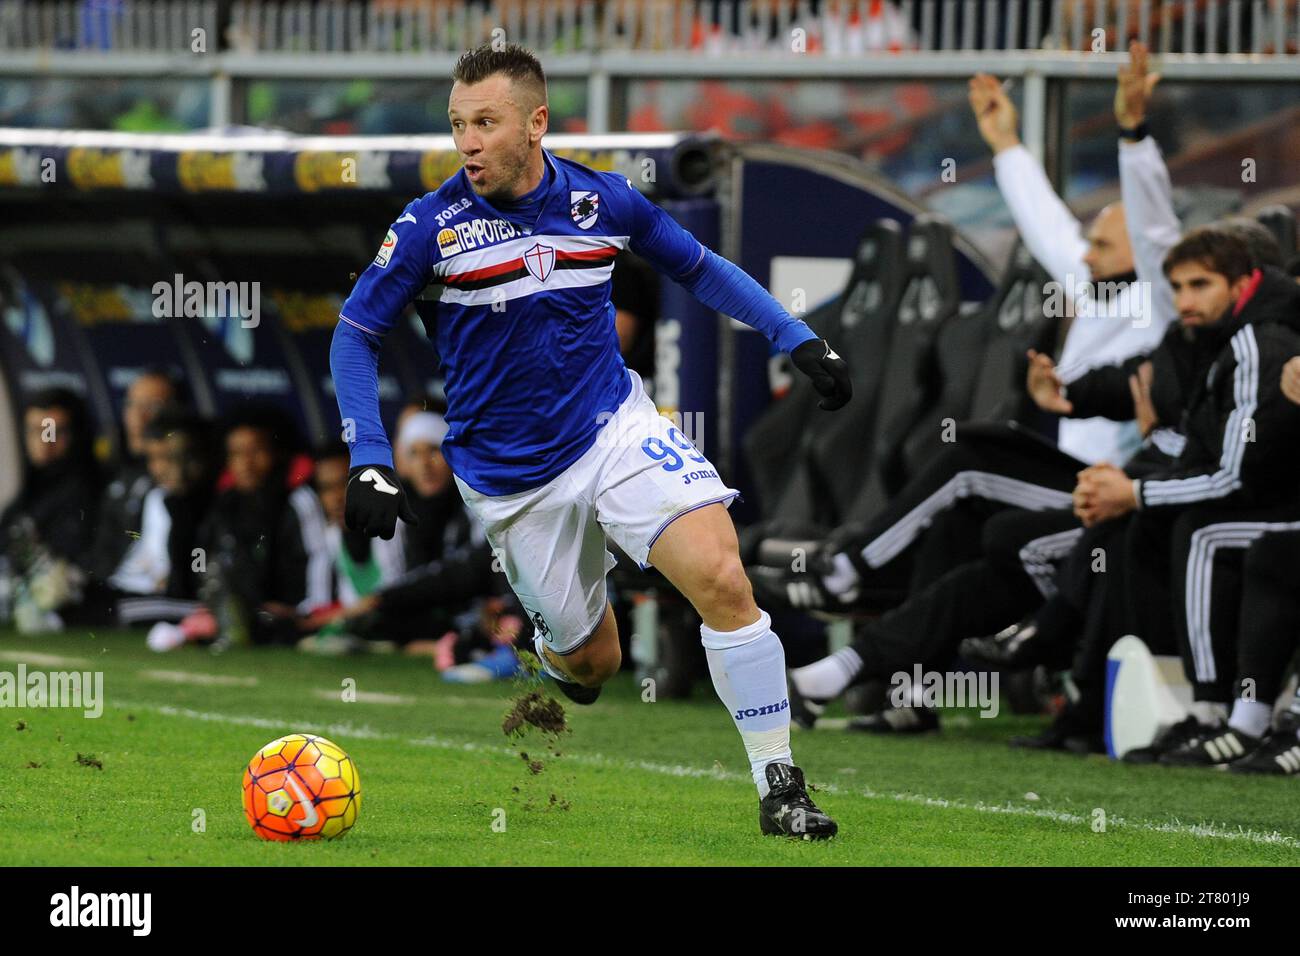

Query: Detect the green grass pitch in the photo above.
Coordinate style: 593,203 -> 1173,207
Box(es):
1,628 -> 1297,866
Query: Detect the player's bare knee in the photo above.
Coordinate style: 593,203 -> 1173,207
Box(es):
697,552 -> 755,618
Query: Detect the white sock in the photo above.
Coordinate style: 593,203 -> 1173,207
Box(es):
701,609 -> 793,799
790,646 -> 863,701
822,552 -> 860,599
1228,699 -> 1272,738
1189,700 -> 1229,727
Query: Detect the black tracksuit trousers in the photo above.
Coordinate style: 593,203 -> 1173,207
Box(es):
847,506 -> 1084,680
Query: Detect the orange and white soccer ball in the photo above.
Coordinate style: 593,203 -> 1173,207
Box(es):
242,734 -> 361,841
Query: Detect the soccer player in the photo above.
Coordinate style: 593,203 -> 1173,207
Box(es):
329,44 -> 851,839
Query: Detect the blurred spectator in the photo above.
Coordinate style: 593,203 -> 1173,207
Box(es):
311,411 -> 522,679
0,388 -> 101,630
1055,1 -> 1268,55
73,408 -> 219,626
84,368 -> 185,587
683,0 -> 914,54
140,410 -> 219,602
148,404 -> 329,649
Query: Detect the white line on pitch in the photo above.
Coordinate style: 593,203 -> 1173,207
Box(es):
0,650 -> 90,667
116,699 -> 1300,852
140,669 -> 258,687
311,688 -> 418,706
308,688 -> 512,708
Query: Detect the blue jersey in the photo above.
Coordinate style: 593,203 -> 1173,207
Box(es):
332,149 -> 815,496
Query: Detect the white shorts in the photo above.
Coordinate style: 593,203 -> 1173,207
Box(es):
454,370 -> 738,656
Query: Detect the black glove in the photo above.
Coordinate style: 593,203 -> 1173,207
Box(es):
791,338 -> 852,411
344,464 -> 419,540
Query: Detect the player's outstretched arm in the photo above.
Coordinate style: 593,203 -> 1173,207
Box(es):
329,322 -> 419,540
331,203 -> 429,539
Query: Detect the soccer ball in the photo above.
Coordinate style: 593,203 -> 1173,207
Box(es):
242,733 -> 361,841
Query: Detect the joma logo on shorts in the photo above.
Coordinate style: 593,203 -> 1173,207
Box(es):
681,469 -> 718,485
734,699 -> 789,721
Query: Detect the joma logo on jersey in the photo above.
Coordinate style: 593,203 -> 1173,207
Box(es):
734,699 -> 789,721
436,197 -> 471,226
442,217 -> 519,257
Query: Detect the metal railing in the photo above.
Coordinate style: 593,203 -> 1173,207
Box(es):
2,0 -> 1298,56
2,1 -> 1298,165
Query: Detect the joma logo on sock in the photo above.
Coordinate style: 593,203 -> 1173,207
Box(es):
49,886 -> 151,936
734,699 -> 789,721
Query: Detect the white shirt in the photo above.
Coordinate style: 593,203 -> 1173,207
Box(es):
993,144 -> 1172,465
109,486 -> 170,595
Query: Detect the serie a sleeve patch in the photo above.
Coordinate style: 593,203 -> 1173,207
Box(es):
373,229 -> 398,268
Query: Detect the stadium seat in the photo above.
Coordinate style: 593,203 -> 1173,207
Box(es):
869,238 -> 1053,506
964,241 -> 1053,422
740,294 -> 839,521
839,214 -> 962,525
744,218 -> 906,528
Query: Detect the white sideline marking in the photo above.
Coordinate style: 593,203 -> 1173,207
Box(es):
0,650 -> 90,667
309,688 -> 507,708
118,699 -> 1300,851
815,716 -> 974,731
140,669 -> 258,687
311,688 -> 418,706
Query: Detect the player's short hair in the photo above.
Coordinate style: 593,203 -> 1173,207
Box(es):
452,43 -> 547,112
1162,226 -> 1254,283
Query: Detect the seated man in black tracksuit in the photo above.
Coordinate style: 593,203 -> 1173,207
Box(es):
1218,354 -> 1300,775
1203,528 -> 1300,774
784,229 -> 1300,750
964,220 -> 1293,750
779,313 -> 1186,735
1142,351 -> 1300,771
1044,230 -> 1300,762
